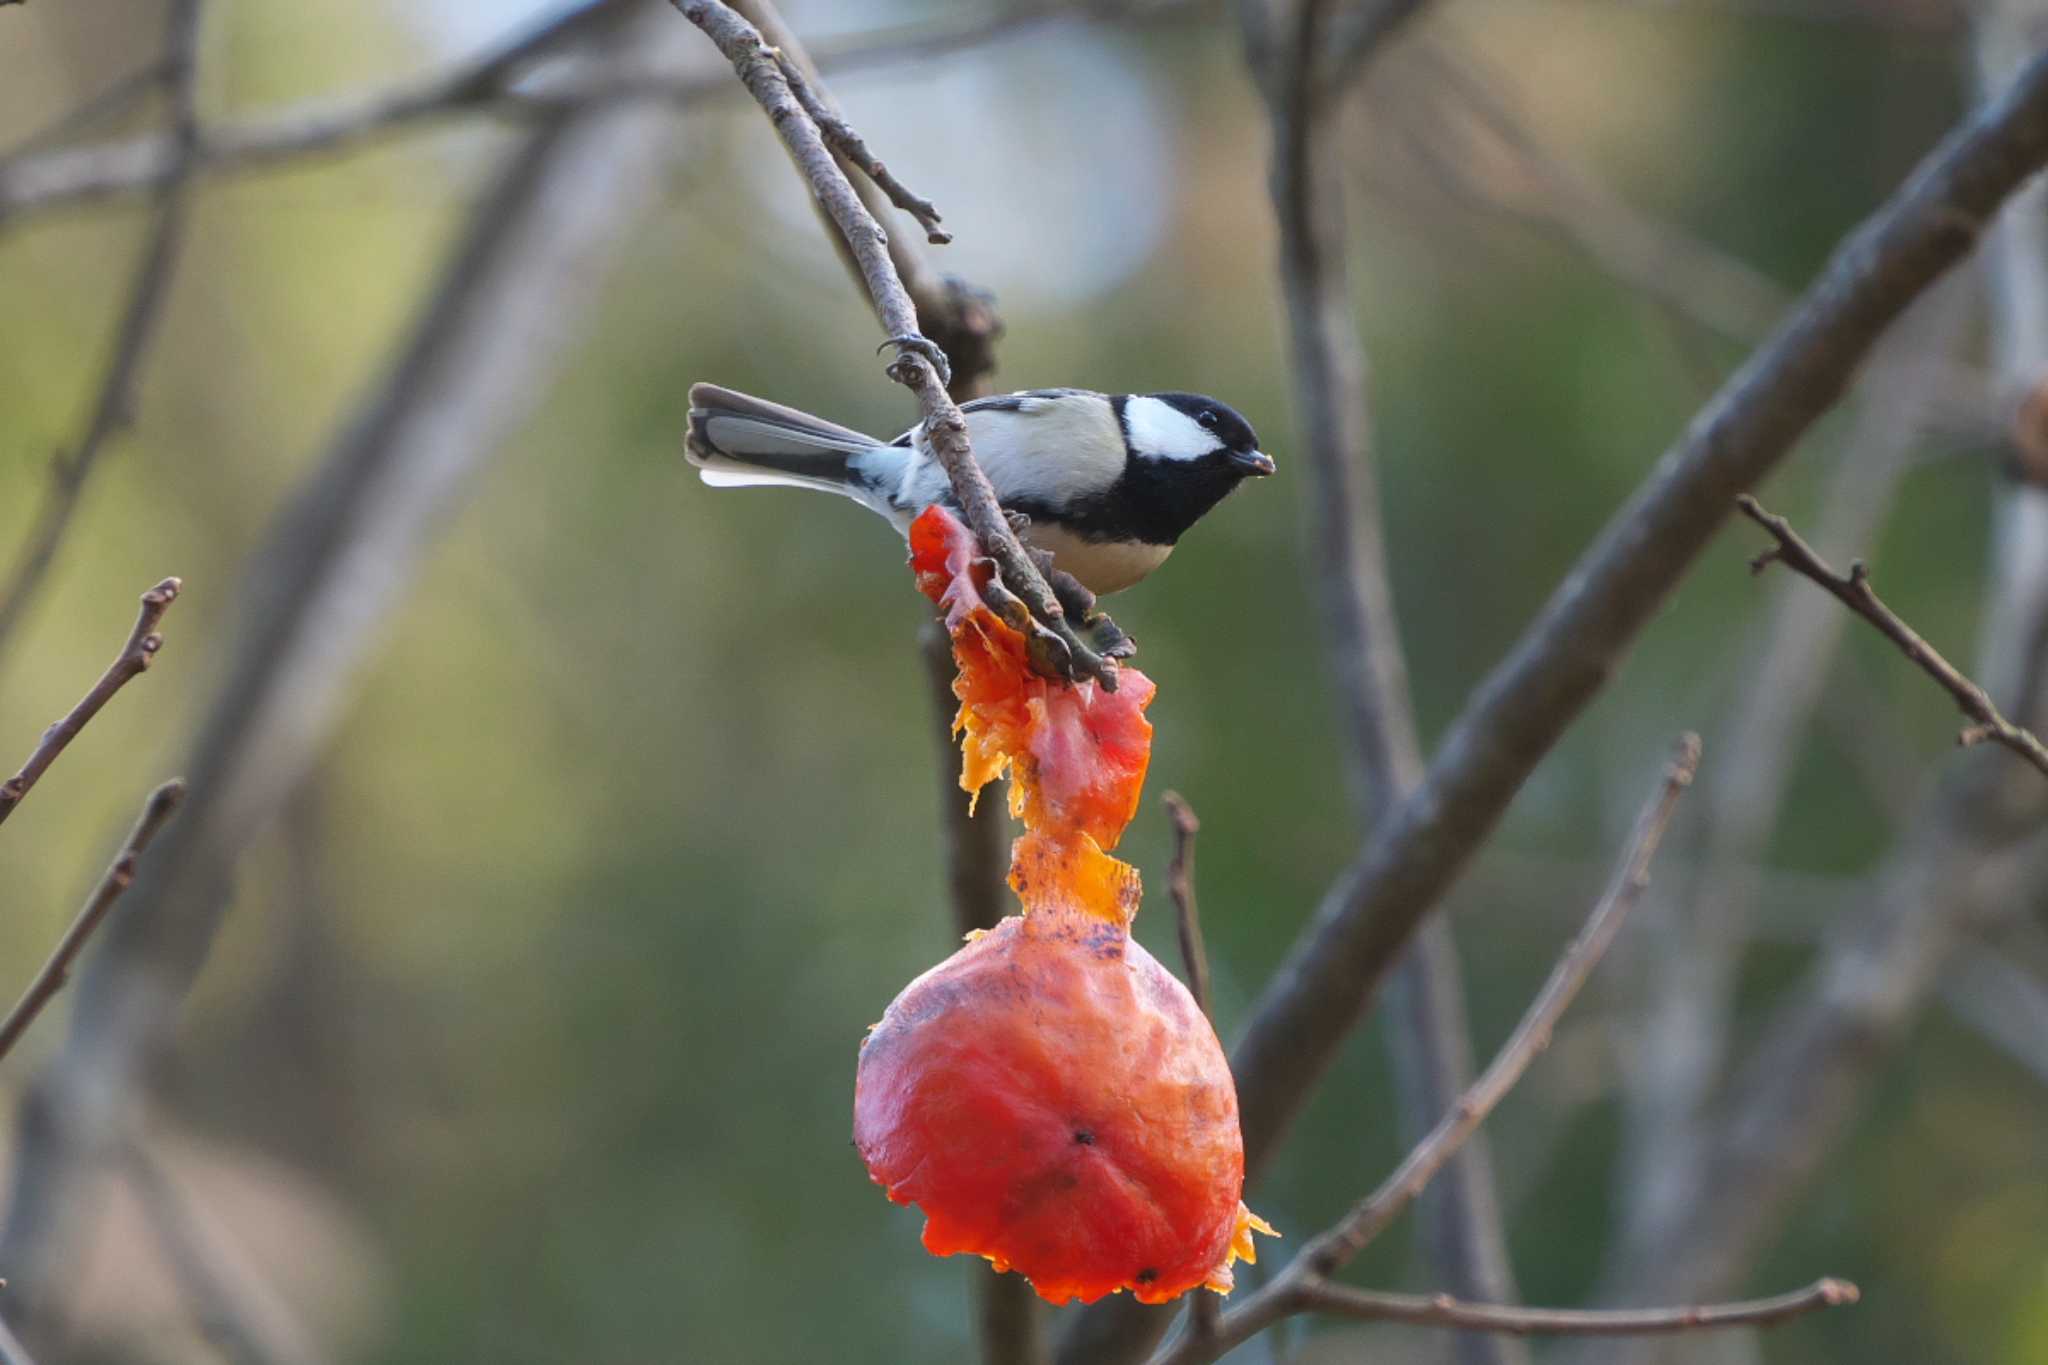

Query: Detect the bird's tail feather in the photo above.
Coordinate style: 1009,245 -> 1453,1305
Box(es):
685,383 -> 887,496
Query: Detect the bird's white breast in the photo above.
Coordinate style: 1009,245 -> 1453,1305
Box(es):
1024,523 -> 1172,596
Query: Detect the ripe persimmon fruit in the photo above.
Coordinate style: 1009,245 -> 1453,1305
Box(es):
853,510 -> 1272,1305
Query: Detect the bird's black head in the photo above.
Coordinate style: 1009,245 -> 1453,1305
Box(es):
1095,392 -> 1275,546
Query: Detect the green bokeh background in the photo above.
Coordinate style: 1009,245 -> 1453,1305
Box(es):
1,2 -> 2044,1362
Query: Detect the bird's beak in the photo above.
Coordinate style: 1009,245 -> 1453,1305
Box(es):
1231,449 -> 1277,477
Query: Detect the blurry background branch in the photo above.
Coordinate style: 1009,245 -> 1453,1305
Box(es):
1608,279 -> 1974,1305
0,0 -> 201,658
1219,42 -> 2048,1227
1396,41 -> 2006,446
0,1316 -> 35,1365
123,1133 -> 327,1365
1255,4 -> 1527,1365
0,2 -> 1079,228
0,0 -> 693,1338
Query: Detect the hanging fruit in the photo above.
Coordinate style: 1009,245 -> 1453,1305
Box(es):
853,507 -> 1274,1306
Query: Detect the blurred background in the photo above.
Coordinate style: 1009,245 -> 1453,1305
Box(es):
1,0 -> 2045,1361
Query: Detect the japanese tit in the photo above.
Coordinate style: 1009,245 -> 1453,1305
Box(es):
684,383 -> 1275,595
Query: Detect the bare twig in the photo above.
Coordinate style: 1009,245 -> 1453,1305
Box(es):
1156,791 -> 1219,1345
1310,736 -> 1697,1270
728,0 -> 1008,392
1288,1278 -> 1858,1338
1738,493 -> 2048,776
1215,45 -> 2048,1205
0,0 -> 203,658
769,50 -> 950,244
677,0 -> 1117,689
1155,740 -> 1859,1365
0,577 -> 181,828
1161,793 -> 1212,1019
0,780 -> 185,1064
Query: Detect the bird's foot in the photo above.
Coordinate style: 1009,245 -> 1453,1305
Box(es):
879,333 -> 953,388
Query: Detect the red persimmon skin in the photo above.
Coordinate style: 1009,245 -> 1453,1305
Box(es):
853,909 -> 1244,1306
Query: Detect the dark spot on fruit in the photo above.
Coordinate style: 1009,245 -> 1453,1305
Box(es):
1074,1129 -> 1095,1146
1136,1268 -> 1157,1283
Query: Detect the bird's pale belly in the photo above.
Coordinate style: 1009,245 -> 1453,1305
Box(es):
1022,523 -> 1173,596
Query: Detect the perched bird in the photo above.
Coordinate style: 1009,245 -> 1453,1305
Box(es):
684,384 -> 1275,595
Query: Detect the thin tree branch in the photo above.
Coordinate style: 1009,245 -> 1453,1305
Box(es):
0,780 -> 185,1064
1309,736 -> 1697,1271
0,577 -> 180,828
677,0 -> 1117,689
1156,790 -> 1220,1346
726,0 -> 1008,430
769,49 -> 950,244
1163,793 -> 1212,1020
1150,739 -> 1725,1365
1219,44 -> 2048,1199
1288,1278 -> 1858,1337
1738,493 -> 2048,776
0,0 -> 203,659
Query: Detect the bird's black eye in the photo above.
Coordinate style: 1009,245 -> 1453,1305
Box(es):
1197,410 -> 1218,428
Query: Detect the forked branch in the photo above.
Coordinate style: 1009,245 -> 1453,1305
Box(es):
0,577 -> 181,828
674,0 -> 1119,690
1737,493 -> 2048,776
767,49 -> 950,245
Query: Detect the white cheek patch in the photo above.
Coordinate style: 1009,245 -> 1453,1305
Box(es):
1123,396 -> 1224,462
